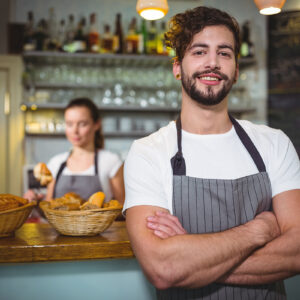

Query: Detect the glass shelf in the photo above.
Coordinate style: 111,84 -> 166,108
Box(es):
23,51 -> 174,68
25,131 -> 154,138
21,102 -> 180,113
23,51 -> 255,68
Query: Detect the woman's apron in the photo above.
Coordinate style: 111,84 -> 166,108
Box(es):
157,115 -> 286,300
53,150 -> 103,200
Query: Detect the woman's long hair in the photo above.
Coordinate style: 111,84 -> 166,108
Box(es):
65,98 -> 104,149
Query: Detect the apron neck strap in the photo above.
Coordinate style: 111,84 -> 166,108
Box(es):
53,149 -> 99,198
171,113 -> 266,176
94,150 -> 98,175
229,115 -> 266,172
171,113 -> 186,175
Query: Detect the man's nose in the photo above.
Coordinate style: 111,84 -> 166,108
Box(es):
204,53 -> 220,70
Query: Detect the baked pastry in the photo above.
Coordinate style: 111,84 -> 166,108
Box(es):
49,192 -> 83,210
34,162 -> 53,186
80,191 -> 106,210
88,191 -> 105,207
63,192 -> 83,205
0,194 -> 28,212
103,199 -> 122,208
49,197 -> 81,211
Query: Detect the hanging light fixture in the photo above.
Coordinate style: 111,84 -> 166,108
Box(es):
254,0 -> 286,15
136,0 -> 169,20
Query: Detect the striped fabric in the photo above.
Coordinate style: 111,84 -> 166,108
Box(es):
156,172 -> 286,300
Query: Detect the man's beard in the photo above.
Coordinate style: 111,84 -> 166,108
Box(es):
181,67 -> 236,106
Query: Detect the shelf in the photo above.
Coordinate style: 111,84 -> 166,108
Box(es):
23,51 -> 255,68
21,102 -> 180,113
25,131 -> 154,138
23,51 -> 174,68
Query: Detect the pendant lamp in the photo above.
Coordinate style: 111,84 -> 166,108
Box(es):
254,0 -> 286,15
136,0 -> 169,20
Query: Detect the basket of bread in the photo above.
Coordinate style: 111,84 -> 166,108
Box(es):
39,191 -> 122,236
0,194 -> 36,237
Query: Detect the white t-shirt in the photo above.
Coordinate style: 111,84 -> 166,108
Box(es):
48,149 -> 123,201
123,120 -> 300,214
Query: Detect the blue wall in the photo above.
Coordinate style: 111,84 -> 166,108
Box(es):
0,259 -> 299,300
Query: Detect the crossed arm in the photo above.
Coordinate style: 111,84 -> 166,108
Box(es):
125,189 -> 300,289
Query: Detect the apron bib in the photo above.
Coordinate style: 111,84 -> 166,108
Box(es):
157,115 -> 286,300
53,150 -> 103,201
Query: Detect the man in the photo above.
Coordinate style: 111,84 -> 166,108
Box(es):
123,6 -> 300,300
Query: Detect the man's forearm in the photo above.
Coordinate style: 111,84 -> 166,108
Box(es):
133,214 -> 278,289
218,228 -> 300,285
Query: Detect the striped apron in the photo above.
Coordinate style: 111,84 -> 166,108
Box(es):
157,115 -> 286,300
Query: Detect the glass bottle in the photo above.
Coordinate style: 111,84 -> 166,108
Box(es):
74,17 -> 87,52
46,7 -> 58,51
146,20 -> 157,55
57,19 -> 66,51
125,18 -> 139,54
138,19 -> 147,54
23,11 -> 36,51
113,13 -> 124,54
34,19 -> 48,51
240,21 -> 254,58
65,14 -> 75,44
156,21 -> 167,55
88,13 -> 100,53
102,24 -> 113,53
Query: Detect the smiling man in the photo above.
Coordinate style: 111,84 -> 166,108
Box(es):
123,6 -> 300,300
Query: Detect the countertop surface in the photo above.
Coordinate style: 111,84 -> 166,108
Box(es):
0,221 -> 134,263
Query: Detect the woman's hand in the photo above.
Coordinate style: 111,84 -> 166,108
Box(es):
23,189 -> 44,202
146,211 -> 187,239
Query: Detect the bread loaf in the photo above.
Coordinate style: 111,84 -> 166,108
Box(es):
33,162 -> 53,186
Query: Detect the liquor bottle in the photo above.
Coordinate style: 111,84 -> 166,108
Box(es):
113,13 -> 124,54
57,19 -> 66,51
88,13 -> 100,53
156,21 -> 168,55
65,15 -> 75,44
23,11 -> 36,51
73,17 -> 87,52
34,19 -> 48,51
125,18 -> 139,54
137,19 -> 147,54
101,24 -> 114,53
240,21 -> 254,58
46,7 -> 58,50
146,20 -> 157,54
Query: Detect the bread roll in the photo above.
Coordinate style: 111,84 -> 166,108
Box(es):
87,191 -> 105,208
34,162 -> 53,186
63,192 -> 83,205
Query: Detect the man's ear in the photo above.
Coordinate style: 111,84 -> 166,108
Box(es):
173,60 -> 181,80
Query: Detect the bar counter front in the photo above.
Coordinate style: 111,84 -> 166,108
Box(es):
0,221 -> 156,300
1,222 -> 299,300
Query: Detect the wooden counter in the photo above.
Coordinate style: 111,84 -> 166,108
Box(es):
0,221 -> 134,263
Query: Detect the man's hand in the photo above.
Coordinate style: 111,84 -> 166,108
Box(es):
250,211 -> 281,244
147,211 -> 187,239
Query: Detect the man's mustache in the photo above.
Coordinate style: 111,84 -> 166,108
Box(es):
192,70 -> 229,81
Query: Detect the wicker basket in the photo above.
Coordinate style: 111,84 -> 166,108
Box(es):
0,202 -> 37,237
39,201 -> 122,236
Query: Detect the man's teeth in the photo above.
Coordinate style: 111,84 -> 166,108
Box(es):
199,76 -> 220,81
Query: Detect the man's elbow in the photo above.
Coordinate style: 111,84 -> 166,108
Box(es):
143,260 -> 184,290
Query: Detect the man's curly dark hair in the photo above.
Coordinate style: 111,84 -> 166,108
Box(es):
165,6 -> 241,62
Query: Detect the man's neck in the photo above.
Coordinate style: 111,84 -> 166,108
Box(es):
181,96 -> 232,135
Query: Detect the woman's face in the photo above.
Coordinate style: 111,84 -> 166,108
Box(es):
64,106 -> 100,149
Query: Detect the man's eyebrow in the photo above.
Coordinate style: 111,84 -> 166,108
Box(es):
218,44 -> 234,52
188,43 -> 234,53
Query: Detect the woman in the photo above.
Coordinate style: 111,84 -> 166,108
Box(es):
24,98 -> 124,205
